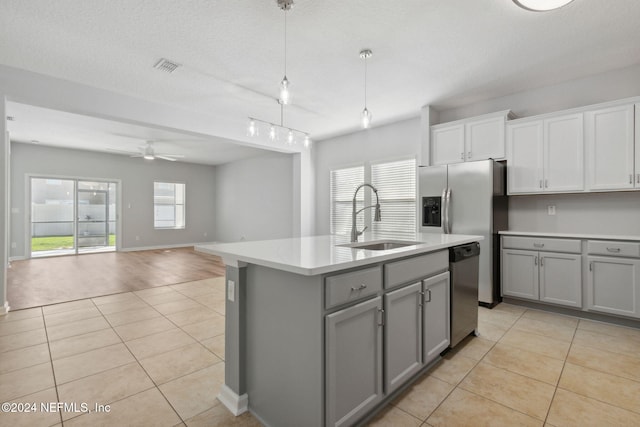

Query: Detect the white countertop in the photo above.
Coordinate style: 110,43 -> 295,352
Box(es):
500,231 -> 640,241
196,233 -> 484,276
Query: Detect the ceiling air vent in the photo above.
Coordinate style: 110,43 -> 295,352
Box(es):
153,58 -> 181,74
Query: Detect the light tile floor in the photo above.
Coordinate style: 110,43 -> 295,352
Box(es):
2,282 -> 640,426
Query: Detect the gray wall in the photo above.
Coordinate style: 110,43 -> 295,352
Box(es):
509,192 -> 640,236
314,118 -> 421,235
10,142 -> 216,258
214,152 -> 294,242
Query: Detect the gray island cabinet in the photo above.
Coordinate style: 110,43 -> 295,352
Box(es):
196,233 -> 482,427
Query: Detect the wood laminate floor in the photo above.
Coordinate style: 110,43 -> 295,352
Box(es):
7,247 -> 225,310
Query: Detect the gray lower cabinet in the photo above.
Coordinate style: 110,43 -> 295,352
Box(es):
384,282 -> 423,394
501,248 -> 581,307
325,297 -> 383,427
423,272 -> 451,363
587,256 -> 640,318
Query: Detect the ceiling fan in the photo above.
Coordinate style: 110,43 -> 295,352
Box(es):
108,141 -> 185,162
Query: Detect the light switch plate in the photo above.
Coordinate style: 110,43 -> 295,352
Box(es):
548,205 -> 556,216
227,280 -> 236,302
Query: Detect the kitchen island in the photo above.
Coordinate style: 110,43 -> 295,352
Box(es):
196,232 -> 483,427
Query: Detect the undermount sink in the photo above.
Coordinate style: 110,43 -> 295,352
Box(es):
338,240 -> 422,251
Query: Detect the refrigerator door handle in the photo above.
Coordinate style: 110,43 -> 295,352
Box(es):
445,188 -> 452,234
441,188 -> 448,233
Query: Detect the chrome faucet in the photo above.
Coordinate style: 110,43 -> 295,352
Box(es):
351,183 -> 382,242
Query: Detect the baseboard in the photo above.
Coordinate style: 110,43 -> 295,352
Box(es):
119,242 -> 214,252
9,256 -> 27,262
0,301 -> 10,316
217,384 -> 248,416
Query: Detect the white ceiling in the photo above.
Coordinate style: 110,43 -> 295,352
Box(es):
1,0 -> 640,164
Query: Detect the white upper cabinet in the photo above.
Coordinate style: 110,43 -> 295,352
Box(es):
431,124 -> 465,165
585,104 -> 635,190
544,113 -> 584,192
507,121 -> 544,193
431,111 -> 512,166
507,113 -> 584,194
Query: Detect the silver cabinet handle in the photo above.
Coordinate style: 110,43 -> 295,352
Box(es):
534,256 -> 538,266
630,175 -> 633,184
460,152 -> 464,160
540,257 -> 544,267
589,261 -> 593,272
606,247 -> 621,253
377,308 -> 385,326
424,288 -> 432,303
533,243 -> 545,248
350,284 -> 367,292
418,291 -> 425,308
637,174 -> 639,184
545,179 -> 549,188
539,180 -> 543,189
467,151 -> 471,159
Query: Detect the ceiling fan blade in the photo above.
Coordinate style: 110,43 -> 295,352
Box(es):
156,153 -> 185,158
155,155 -> 178,162
106,147 -> 139,155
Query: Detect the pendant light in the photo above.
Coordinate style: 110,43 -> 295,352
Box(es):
513,0 -> 575,11
244,0 -> 311,149
360,49 -> 372,129
278,0 -> 293,104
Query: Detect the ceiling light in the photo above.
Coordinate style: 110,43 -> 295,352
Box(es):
278,0 -> 293,105
513,0 -> 575,11
360,49 -> 373,129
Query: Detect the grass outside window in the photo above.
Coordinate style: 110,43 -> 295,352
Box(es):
31,235 -> 116,251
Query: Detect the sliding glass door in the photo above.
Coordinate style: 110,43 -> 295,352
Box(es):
30,177 -> 117,257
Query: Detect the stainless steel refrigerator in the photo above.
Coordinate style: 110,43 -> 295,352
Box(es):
418,159 -> 508,306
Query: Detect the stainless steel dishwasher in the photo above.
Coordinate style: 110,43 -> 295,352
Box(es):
449,242 -> 480,347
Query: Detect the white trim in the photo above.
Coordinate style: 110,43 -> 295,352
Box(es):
217,384 -> 248,416
0,301 -> 10,315
9,256 -> 26,262
220,257 -> 247,268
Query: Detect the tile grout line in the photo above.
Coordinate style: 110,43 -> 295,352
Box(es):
542,320 -> 579,426
40,305 -> 64,427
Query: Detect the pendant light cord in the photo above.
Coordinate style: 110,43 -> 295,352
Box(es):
364,55 -> 368,108
284,10 -> 287,76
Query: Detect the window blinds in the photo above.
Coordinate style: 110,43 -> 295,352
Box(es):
330,166 -> 364,235
371,158 -> 417,239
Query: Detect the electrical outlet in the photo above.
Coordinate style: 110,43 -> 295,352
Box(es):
548,205 -> 556,216
227,280 -> 236,302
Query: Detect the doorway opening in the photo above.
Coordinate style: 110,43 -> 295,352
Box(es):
30,177 -> 118,257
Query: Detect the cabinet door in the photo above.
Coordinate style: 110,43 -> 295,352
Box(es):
431,124 -> 465,165
465,115 -> 506,161
423,272 -> 450,364
501,249 -> 539,300
326,297 -> 383,427
544,113 -> 584,192
506,121 -> 544,194
585,104 -> 635,191
587,256 -> 640,318
539,252 -> 582,308
384,282 -> 422,393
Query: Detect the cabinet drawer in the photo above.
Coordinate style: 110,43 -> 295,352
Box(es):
325,266 -> 382,309
502,236 -> 580,253
384,251 -> 448,289
587,240 -> 640,258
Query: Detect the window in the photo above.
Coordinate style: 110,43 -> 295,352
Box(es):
330,166 -> 364,235
329,158 -> 417,238
371,158 -> 417,239
154,182 -> 185,229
